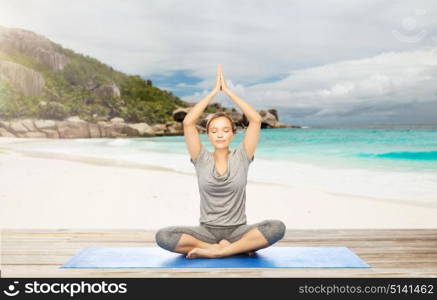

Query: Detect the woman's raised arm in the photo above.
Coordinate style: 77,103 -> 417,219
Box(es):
183,64 -> 222,161
220,68 -> 262,161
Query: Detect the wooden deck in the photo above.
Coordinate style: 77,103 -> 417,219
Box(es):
1,229 -> 436,277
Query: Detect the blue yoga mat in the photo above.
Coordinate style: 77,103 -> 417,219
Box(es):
60,246 -> 370,268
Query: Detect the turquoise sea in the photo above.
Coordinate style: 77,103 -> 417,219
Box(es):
5,123 -> 437,204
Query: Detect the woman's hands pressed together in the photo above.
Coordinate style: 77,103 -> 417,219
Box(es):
212,64 -> 223,94
212,64 -> 232,95
219,66 -> 230,94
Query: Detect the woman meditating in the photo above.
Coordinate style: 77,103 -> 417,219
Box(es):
155,64 -> 286,259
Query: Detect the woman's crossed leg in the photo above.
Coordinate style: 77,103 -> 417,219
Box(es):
155,220 -> 286,259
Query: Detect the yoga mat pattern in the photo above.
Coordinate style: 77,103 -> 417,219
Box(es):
61,246 -> 371,268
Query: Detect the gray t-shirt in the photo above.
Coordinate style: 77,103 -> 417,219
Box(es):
190,142 -> 254,227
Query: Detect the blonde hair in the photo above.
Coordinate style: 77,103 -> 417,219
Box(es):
206,112 -> 237,134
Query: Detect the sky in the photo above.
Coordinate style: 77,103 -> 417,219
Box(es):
1,0 -> 437,125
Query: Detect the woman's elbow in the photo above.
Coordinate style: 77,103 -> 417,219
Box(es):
182,116 -> 194,125
251,115 -> 262,123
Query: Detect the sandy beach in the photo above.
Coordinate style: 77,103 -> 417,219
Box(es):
1,137 -> 436,230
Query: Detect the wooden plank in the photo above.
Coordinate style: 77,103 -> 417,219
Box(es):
2,229 -> 437,278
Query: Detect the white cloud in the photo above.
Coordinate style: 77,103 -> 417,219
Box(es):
184,47 -> 437,121
1,0 -> 436,78
1,0 -> 437,123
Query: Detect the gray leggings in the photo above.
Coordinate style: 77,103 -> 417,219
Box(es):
155,219 -> 286,253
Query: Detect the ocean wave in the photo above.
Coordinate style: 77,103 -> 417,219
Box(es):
357,150 -> 437,161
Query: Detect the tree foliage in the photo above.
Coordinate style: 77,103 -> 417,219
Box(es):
0,45 -> 187,124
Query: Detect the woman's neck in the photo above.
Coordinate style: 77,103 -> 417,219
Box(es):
214,148 -> 230,161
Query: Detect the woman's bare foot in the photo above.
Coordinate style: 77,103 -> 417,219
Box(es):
206,243 -> 221,251
186,247 -> 221,259
186,240 -> 229,259
219,239 -> 255,256
188,240 -> 256,258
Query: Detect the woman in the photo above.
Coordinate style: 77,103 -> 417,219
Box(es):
155,65 -> 286,259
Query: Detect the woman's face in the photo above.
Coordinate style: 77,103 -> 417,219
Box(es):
207,117 -> 234,149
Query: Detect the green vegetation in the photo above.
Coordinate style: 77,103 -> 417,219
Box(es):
205,106 -> 218,113
0,43 -> 188,124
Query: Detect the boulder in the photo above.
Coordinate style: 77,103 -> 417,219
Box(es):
259,110 -> 278,128
124,123 -> 155,137
196,125 -> 206,134
66,116 -> 86,123
241,113 -> 249,126
57,120 -> 90,138
86,80 -> 121,99
88,123 -> 101,138
0,27 -> 69,71
93,83 -> 121,99
110,117 -> 125,123
97,121 -> 109,137
172,107 -> 189,122
268,109 -> 279,121
95,116 -> 110,122
108,123 -> 128,137
0,120 -> 10,130
197,113 -> 212,128
165,121 -> 183,135
0,60 -> 45,96
227,111 -> 244,124
97,121 -> 128,138
9,120 -> 29,134
151,124 -> 166,136
21,119 -> 37,131
41,129 -> 60,138
0,127 -> 15,137
34,119 -> 56,130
